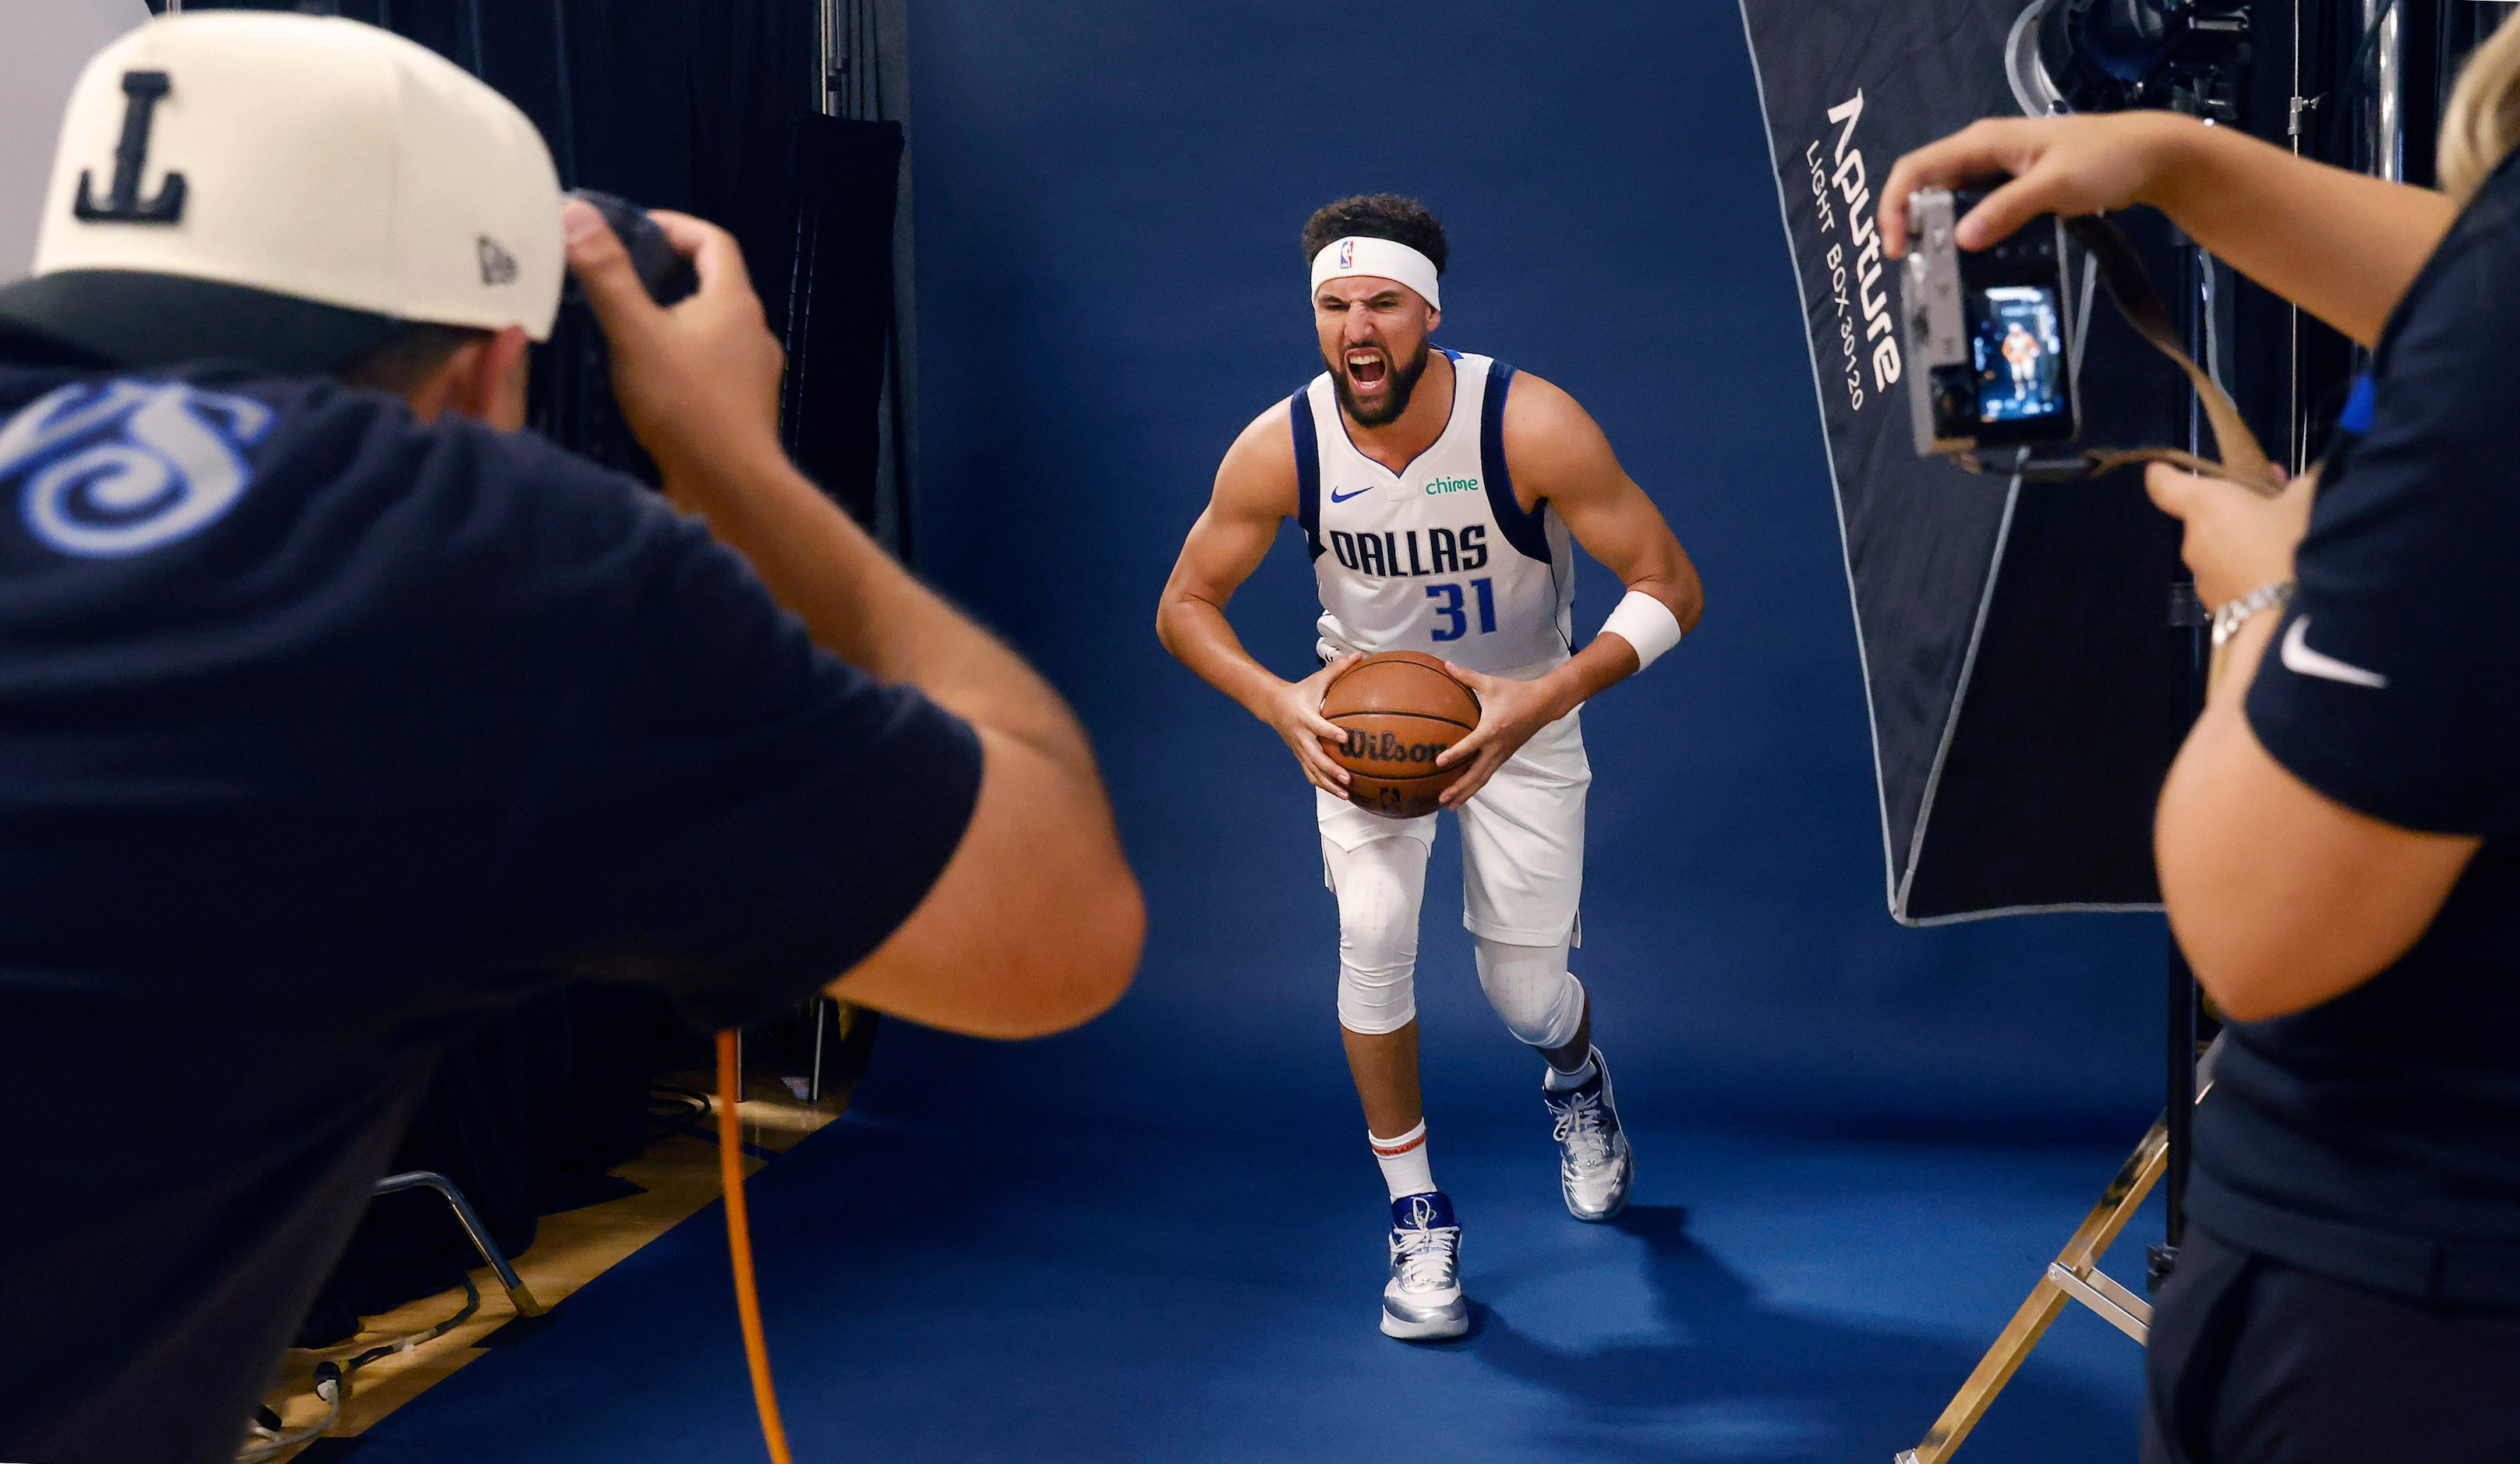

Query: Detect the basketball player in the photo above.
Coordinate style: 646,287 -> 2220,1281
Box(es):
2002,320 -> 2042,400
1156,195 -> 1703,1341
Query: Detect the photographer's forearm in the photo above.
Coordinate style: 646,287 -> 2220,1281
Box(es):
666,449 -> 1096,780
2148,121 -> 2454,348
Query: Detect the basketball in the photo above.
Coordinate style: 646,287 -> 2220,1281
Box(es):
1320,651 -> 1483,819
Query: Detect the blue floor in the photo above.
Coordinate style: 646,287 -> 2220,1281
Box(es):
350,1092 -> 2157,1462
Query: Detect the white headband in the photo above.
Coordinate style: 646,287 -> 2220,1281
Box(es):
1309,235 -> 1441,312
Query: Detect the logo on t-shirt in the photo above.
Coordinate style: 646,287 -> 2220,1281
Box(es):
0,380 -> 275,558
2278,616 -> 2389,689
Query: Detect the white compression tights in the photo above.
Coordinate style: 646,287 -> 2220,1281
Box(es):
1325,836 -> 1425,1034
1473,932 -> 1585,1050
1326,836 -> 1585,1048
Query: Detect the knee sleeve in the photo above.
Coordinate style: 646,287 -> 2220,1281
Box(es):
1475,935 -> 1585,1048
1325,836 -> 1427,1034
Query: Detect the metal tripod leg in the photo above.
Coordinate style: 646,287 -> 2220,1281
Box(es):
1896,1035 -> 2221,1463
1893,1117 -> 2167,1464
373,1169 -> 548,1318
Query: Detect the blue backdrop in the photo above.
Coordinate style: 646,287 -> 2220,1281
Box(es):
355,5 -> 2173,1455
895,0 -> 2167,1140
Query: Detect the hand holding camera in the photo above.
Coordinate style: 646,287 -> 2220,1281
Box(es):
1889,111 -> 2288,496
560,196 -> 787,492
1878,111 -> 2202,262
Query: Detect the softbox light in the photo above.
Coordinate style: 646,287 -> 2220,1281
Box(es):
1736,0 -> 2191,923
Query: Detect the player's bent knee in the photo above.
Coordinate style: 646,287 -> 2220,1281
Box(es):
1474,935 -> 1583,1048
1335,933 -> 1419,1034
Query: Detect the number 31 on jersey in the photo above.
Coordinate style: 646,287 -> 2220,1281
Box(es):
1426,578 -> 1498,642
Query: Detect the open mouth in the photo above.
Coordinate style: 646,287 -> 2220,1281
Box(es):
1345,349 -> 1388,389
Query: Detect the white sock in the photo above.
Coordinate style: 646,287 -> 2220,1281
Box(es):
1545,1049 -> 1599,1092
1370,1120 -> 1435,1200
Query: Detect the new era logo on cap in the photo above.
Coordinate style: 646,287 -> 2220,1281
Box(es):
477,237 -> 519,287
0,12 -> 564,371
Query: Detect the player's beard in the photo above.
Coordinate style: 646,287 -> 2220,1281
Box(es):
1331,338 -> 1430,428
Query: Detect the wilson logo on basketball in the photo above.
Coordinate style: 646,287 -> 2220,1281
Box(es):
1343,730 -> 1445,766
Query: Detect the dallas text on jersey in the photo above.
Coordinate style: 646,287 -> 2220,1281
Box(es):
1322,524 -> 1490,578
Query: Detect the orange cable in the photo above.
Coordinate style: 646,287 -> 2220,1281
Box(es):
717,1029 -> 796,1464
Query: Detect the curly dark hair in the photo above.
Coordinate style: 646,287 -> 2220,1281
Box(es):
1300,194 -> 1447,274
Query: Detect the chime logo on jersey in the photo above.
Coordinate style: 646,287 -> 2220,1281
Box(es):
1424,475 -> 1478,495
1324,524 -> 1490,578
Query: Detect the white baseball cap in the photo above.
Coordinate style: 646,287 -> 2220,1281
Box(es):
0,11 -> 563,374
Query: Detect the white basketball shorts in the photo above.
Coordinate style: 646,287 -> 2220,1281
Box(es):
1316,705 -> 1589,946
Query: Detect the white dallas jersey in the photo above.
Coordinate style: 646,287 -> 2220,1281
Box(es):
1295,349 -> 1575,675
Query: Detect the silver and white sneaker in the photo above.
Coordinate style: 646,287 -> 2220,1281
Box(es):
1544,1048 -> 1633,1222
1380,1191 -> 1469,1341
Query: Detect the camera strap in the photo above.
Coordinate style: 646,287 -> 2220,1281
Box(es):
1962,215 -> 2285,497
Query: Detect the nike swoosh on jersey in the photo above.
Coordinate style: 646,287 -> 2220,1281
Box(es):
2279,615 -> 2389,688
1328,486 -> 1372,504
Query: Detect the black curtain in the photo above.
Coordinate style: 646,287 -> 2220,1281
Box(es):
781,113 -> 906,532
148,0 -> 905,525
293,987 -> 678,1347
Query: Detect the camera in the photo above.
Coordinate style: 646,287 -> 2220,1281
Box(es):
565,189 -> 698,306
538,191 -> 698,485
1903,188 -> 2078,459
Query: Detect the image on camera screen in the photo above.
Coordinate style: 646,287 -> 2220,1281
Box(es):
1970,285 -> 2066,425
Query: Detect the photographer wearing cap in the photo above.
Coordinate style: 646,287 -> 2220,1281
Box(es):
1883,25 -> 2520,1464
0,14 -> 1140,1463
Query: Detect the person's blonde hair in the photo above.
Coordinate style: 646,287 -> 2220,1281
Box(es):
2440,9 -> 2520,201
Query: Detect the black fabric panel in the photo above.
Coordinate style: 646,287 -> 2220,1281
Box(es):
1905,469 -> 2186,915
482,1 -> 816,489
1902,209 -> 2191,920
779,115 -> 905,528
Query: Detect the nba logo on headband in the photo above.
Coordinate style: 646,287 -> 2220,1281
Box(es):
1308,235 -> 1442,312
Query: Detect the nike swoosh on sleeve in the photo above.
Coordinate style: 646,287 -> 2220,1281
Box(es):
2279,616 -> 2390,688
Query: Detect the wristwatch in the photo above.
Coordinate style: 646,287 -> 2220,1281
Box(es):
2210,580 -> 2295,649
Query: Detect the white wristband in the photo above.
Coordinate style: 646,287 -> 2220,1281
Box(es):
1598,589 -> 1683,670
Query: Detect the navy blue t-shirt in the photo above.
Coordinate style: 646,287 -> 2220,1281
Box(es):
2190,159 -> 2520,1309
0,355 -> 981,1462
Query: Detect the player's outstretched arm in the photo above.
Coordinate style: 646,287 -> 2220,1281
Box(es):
569,203 -> 1141,1039
1435,373 -> 1702,805
1155,401 -> 1359,797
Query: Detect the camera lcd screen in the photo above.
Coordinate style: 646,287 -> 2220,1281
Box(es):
1968,285 -> 2068,426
